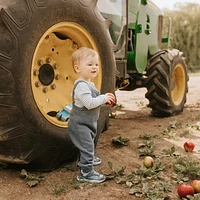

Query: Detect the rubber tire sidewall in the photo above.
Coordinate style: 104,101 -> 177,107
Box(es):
0,0 -> 115,170
145,49 -> 188,117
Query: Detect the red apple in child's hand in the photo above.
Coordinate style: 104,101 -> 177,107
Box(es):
106,99 -> 115,105
106,101 -> 113,105
177,184 -> 194,198
184,141 -> 195,152
106,93 -> 115,105
191,180 -> 200,193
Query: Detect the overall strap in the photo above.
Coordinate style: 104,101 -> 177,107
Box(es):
72,80 -> 88,104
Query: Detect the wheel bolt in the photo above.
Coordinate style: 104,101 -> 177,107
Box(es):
35,81 -> 41,87
37,59 -> 44,66
55,74 -> 60,80
51,84 -> 56,90
53,63 -> 58,69
33,69 -> 39,76
43,87 -> 48,93
46,57 -> 51,63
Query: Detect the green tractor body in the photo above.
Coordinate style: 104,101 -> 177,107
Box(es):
99,0 -> 164,73
0,0 -> 188,170
98,0 -> 188,116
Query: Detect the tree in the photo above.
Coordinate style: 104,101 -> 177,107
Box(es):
163,3 -> 200,71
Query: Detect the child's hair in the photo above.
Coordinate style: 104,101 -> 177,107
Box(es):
72,47 -> 98,66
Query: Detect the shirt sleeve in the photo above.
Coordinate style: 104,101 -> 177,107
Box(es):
74,82 -> 108,110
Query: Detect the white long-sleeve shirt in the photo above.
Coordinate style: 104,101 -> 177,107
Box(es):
74,80 -> 108,110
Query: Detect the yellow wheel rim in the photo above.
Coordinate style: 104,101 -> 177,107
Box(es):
31,22 -> 102,127
171,64 -> 186,105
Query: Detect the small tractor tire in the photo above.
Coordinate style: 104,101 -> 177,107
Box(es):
0,0 -> 115,171
145,49 -> 188,117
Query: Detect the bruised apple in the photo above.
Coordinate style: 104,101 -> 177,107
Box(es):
177,184 -> 194,198
191,180 -> 200,193
184,141 -> 195,152
143,156 -> 154,168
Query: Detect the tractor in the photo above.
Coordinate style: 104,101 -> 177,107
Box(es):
0,0 -> 188,171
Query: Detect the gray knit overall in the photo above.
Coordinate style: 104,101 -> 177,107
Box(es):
68,80 -> 100,173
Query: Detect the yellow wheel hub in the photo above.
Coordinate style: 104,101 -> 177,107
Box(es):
171,64 -> 186,105
31,22 -> 102,127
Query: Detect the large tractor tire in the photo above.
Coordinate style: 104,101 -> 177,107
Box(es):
0,0 -> 115,171
145,49 -> 188,117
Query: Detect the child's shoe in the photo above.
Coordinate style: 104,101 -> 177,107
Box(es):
93,156 -> 101,166
77,170 -> 105,183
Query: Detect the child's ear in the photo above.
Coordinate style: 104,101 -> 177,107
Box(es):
74,65 -> 80,73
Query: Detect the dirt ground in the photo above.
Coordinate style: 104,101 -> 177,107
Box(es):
1,74 -> 200,200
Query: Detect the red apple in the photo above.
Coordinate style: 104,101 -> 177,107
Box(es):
184,141 -> 195,152
106,93 -> 116,105
177,184 -> 194,198
191,180 -> 200,193
106,100 -> 115,105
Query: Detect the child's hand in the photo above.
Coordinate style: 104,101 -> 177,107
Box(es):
105,93 -> 116,105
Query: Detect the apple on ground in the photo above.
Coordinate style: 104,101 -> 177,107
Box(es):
177,184 -> 194,198
191,180 -> 200,193
183,141 -> 195,152
143,156 -> 154,168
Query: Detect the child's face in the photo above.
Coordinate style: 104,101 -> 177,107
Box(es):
75,55 -> 99,81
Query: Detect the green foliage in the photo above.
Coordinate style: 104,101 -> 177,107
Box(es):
131,158 -> 167,180
51,183 -> 68,195
106,161 -> 126,180
173,156 -> 200,183
112,136 -> 129,147
20,169 -> 44,187
70,179 -> 81,190
163,3 -> 200,71
169,120 -> 182,129
138,141 -> 154,148
107,159 -> 170,199
161,146 -> 176,157
182,193 -> 200,200
129,181 -> 171,199
162,120 -> 188,139
138,141 -> 155,157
